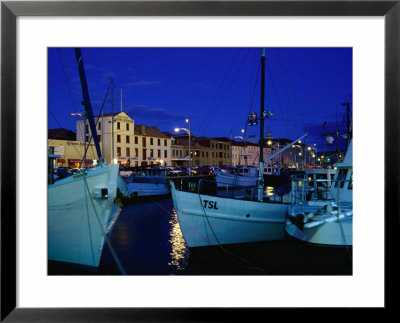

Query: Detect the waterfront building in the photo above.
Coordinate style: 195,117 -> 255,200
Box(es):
75,112 -> 172,166
48,138 -> 102,169
134,124 -> 172,167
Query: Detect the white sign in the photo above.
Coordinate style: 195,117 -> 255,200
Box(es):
53,145 -> 64,155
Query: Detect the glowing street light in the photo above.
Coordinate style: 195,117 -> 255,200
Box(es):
175,118 -> 192,176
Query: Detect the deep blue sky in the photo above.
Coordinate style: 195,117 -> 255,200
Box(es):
48,47 -> 352,151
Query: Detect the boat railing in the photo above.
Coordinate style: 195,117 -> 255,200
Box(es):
289,176 -> 352,213
171,176 -> 286,202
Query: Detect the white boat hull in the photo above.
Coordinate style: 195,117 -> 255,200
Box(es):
286,202 -> 353,246
286,216 -> 352,246
170,182 -> 287,248
125,182 -> 170,197
48,164 -> 127,268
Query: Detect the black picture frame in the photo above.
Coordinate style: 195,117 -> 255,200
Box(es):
1,1 -> 398,321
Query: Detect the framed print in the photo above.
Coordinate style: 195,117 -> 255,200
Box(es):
1,0 -> 398,321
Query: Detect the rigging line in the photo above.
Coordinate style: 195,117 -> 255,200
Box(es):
243,60 -> 261,137
286,49 -> 325,109
80,85 -> 111,165
56,48 -> 81,115
276,52 -> 303,139
82,175 -> 127,275
48,109 -> 85,159
279,49 -> 307,134
201,49 -> 252,136
194,49 -> 241,136
266,57 -> 293,140
196,181 -> 267,274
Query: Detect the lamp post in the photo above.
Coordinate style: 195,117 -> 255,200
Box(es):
234,129 -> 246,166
175,118 -> 191,176
70,112 -> 87,168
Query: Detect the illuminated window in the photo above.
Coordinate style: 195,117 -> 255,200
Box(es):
117,147 -> 121,157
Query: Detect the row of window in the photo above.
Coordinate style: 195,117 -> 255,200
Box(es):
171,149 -> 233,159
116,147 -> 168,159
211,143 -> 230,150
114,135 -> 168,146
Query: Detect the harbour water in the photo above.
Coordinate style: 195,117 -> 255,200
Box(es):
48,195 -> 352,276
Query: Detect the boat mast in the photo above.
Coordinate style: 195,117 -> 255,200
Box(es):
74,48 -> 103,162
258,48 -> 266,202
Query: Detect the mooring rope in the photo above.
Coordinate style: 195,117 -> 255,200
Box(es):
83,175 -> 127,275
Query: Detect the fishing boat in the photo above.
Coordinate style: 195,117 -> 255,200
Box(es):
214,165 -> 258,188
48,48 -> 129,269
122,167 -> 170,197
171,48 -> 307,248
286,140 -> 352,246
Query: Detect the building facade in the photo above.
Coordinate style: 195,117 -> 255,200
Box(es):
76,112 -> 172,167
48,139 -> 101,168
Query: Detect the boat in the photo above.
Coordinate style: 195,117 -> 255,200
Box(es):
121,167 -> 170,197
286,140 -> 352,246
171,48 -> 307,248
214,165 -> 258,188
48,48 -> 130,270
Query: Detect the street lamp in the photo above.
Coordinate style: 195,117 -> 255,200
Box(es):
175,118 -> 191,176
70,112 -> 87,168
235,129 -> 246,166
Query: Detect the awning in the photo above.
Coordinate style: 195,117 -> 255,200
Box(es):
68,159 -> 82,163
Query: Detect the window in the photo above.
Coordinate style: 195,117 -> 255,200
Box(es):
126,147 -> 130,157
117,122 -> 120,130
150,138 -> 153,145
135,148 -> 138,157
158,149 -> 161,158
117,147 -> 121,157
150,149 -> 154,157
135,136 -> 138,144
142,137 -> 146,147
164,139 -> 167,146
126,136 -> 130,144
98,135 -> 101,142
117,135 -> 121,143
126,123 -> 129,131
85,124 -> 89,134
158,139 -> 161,146
164,150 -> 167,158
98,122 -> 101,130
142,149 -> 146,159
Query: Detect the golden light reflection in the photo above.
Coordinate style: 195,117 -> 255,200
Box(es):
265,186 -> 275,196
168,208 -> 190,270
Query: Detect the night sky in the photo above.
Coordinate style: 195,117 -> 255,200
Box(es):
48,47 -> 352,151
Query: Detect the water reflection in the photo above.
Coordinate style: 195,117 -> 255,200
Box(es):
168,208 -> 190,270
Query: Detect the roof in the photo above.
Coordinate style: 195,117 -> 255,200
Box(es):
48,128 -> 76,140
134,124 -> 170,139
